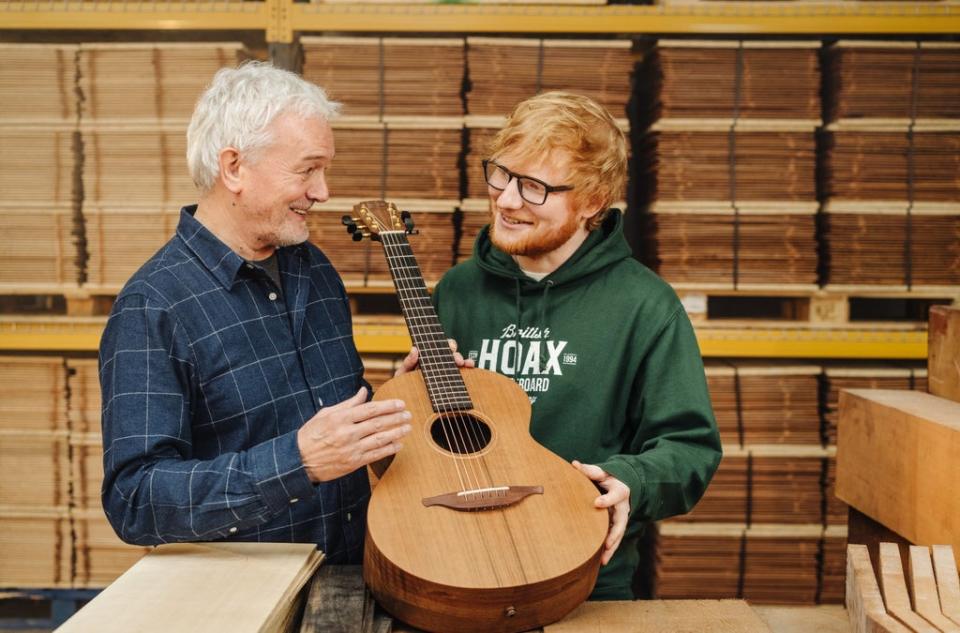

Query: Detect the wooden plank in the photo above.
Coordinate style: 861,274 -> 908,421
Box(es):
877,543 -> 939,632
57,542 -> 323,633
933,546 -> 960,627
928,306 -> 960,403
836,390 -> 960,553
846,544 -> 913,633
543,600 -> 772,632
909,546 -> 960,632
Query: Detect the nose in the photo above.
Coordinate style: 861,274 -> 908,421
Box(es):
493,177 -> 524,209
307,172 -> 330,203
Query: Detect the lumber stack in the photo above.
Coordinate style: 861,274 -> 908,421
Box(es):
0,44 -> 81,290
635,41 -> 821,289
672,446 -> 748,523
705,362 -> 821,446
0,356 -> 71,588
77,42 -> 247,292
302,36 -> 464,119
821,41 -> 960,289
58,542 -> 323,633
821,525 -> 848,604
466,37 -> 635,118
654,523 -> 830,605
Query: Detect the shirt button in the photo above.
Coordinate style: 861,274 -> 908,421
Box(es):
246,263 -> 255,270
346,512 -> 352,522
268,292 -> 278,301
290,498 -> 299,504
229,527 -> 238,534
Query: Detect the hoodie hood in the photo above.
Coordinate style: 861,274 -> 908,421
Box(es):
472,209 -> 632,288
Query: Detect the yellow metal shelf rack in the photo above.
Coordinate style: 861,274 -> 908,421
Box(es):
2,0 -> 959,42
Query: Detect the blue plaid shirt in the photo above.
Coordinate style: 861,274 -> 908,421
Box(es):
99,205 -> 370,562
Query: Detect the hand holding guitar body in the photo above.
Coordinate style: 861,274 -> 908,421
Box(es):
572,460 -> 631,565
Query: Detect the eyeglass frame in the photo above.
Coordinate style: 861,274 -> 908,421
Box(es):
481,159 -> 574,206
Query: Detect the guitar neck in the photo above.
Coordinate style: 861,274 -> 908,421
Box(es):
379,231 -> 473,412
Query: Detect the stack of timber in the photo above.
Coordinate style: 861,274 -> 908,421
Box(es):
823,41 -> 960,121
301,36 -> 464,119
67,358 -> 150,588
0,356 -> 71,588
465,38 -> 635,118
360,355 -> 404,391
635,40 -> 820,289
654,523 -> 831,605
704,362 -> 821,447
846,543 -> 960,633
929,306 -> 960,403
57,542 -> 323,633
750,445 -> 825,525
78,43 -> 247,293
0,44 -> 81,291
821,525 -> 848,604
821,41 -> 960,289
636,40 -> 821,126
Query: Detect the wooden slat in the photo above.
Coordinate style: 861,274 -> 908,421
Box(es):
928,306 -> 960,403
836,390 -> 960,553
909,545 -> 960,632
878,542 -> 939,633
299,565 -> 383,633
933,546 -> 960,627
846,543 -> 913,633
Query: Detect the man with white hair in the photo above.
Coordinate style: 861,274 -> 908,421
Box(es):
98,62 -> 414,560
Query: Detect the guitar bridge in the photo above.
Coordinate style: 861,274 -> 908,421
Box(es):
422,485 -> 544,511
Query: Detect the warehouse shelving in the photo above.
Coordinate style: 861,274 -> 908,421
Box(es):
0,314 -> 928,358
2,0 -> 959,41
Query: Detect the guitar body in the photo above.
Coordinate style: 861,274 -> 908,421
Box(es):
364,367 -> 608,633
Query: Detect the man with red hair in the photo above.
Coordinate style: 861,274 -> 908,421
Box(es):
433,91 -> 722,599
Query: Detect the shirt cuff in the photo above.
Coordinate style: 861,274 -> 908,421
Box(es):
249,430 -> 316,514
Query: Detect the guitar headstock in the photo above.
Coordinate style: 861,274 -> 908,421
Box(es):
341,200 -> 415,242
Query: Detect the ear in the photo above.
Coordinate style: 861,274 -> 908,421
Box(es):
218,147 -> 243,194
577,195 -> 606,225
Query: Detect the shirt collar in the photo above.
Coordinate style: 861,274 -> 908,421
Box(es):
176,205 -> 312,290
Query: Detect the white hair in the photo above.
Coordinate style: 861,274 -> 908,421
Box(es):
186,61 -> 341,193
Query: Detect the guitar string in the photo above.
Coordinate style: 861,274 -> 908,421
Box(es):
383,231 -> 489,495
381,229 -> 490,495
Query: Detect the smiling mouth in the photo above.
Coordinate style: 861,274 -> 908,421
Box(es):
290,207 -> 308,216
500,214 -> 532,226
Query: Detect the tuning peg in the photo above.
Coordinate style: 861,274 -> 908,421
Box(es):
371,233 -> 381,242
340,215 -> 354,226
400,210 -> 415,234
345,223 -> 357,234
352,231 -> 363,242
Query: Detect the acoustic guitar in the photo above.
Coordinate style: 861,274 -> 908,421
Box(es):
343,200 -> 608,633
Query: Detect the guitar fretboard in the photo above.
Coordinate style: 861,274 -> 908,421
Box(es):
380,231 -> 473,413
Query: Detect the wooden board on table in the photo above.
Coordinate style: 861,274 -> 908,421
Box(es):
57,542 -> 323,633
929,306 -> 960,403
836,389 -> 960,553
543,599 -> 771,632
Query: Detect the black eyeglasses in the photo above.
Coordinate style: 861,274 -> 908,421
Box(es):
481,159 -> 574,206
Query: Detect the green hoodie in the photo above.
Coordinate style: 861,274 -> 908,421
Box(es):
432,210 -> 722,600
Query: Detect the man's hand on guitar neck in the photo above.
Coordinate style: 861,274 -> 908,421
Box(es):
572,460 -> 631,566
297,387 -> 412,483
395,339 -> 475,376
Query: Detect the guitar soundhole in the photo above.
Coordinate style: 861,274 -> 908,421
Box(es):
430,413 -> 492,455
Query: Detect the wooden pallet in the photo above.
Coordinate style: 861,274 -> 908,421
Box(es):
676,285 -> 960,325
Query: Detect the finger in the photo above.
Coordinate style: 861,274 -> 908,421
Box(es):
572,460 -> 607,482
325,386 -> 368,412
341,398 -> 408,426
594,484 -> 629,507
447,339 -> 458,353
363,439 -> 405,466
359,422 -> 412,455
395,347 -> 419,377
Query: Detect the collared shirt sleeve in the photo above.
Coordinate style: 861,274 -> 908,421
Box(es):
99,293 -> 315,546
